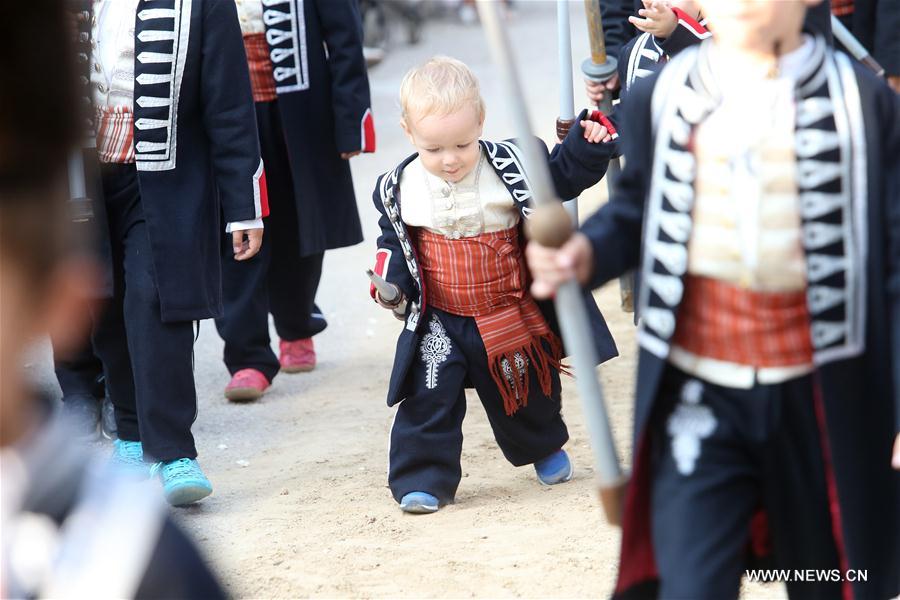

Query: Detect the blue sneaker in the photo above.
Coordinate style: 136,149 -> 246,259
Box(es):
534,449 -> 573,485
151,458 -> 213,506
110,439 -> 148,476
399,491 -> 440,514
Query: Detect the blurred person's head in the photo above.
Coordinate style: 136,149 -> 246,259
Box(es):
698,0 -> 821,57
399,56 -> 485,183
0,0 -> 96,446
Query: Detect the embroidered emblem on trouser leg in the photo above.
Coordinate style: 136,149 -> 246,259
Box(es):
666,379 -> 716,476
501,352 -> 528,398
420,315 -> 452,390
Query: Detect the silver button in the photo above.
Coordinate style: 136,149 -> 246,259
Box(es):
440,188 -> 450,198
98,83 -> 107,93
94,62 -> 102,73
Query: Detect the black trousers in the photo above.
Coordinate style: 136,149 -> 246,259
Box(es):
92,163 -> 198,462
54,339 -> 104,400
389,308 -> 569,504
649,366 -> 842,600
215,101 -> 325,382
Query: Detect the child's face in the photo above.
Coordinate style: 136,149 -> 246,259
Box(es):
402,104 -> 484,184
699,0 -> 817,52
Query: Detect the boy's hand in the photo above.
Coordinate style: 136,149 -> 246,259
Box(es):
585,73 -> 620,105
629,0 -> 678,39
233,228 -> 263,260
341,150 -> 362,160
893,433 -> 900,470
526,233 -> 595,299
581,120 -> 612,144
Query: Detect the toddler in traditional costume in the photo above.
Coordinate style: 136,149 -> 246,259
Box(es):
370,57 -> 618,513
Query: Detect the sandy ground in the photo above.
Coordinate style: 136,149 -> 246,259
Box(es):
31,2 -> 784,597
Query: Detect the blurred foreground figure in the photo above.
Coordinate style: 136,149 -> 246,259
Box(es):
0,2 -> 224,597
528,0 -> 900,597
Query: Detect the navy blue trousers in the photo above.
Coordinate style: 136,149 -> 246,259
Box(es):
389,308 -> 569,504
215,101 -> 325,383
54,339 -> 104,400
649,366 -> 842,600
92,163 -> 198,462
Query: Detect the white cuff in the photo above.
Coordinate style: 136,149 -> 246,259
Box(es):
226,218 -> 264,233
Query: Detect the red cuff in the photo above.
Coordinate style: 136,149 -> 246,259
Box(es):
589,110 -> 619,140
672,7 -> 710,38
361,108 -> 376,153
370,248 -> 391,298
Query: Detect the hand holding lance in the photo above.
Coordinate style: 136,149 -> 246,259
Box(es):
476,0 -> 627,525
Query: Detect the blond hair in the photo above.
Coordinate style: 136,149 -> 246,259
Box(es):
399,56 -> 486,126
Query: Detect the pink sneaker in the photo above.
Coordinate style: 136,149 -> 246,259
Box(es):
224,368 -> 270,402
279,338 -> 316,373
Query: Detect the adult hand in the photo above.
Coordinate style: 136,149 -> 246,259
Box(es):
585,73 -> 620,105
525,233 -> 595,299
232,228 -> 263,261
341,150 -> 362,160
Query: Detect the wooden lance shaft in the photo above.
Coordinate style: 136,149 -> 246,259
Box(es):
581,0 -> 634,313
477,0 -> 627,525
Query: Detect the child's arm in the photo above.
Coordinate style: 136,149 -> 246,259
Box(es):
527,77 -> 653,298
655,7 -> 710,57
315,0 -> 376,158
547,109 -> 620,201
200,0 -> 267,229
370,175 -> 417,308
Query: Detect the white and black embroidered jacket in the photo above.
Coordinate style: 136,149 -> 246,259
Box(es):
83,0 -> 265,322
581,39 -> 900,598
372,115 -> 620,407
259,0 -> 375,256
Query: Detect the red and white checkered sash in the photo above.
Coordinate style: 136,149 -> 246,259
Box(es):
417,227 -> 564,415
243,33 -> 277,103
95,105 -> 135,164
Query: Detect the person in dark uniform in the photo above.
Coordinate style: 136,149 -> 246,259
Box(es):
215,0 -> 376,401
85,0 -> 267,506
0,3 -> 224,596
529,0 -> 900,596
831,0 -> 900,92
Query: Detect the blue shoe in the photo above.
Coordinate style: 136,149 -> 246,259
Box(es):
110,439 -> 148,476
399,491 -> 440,514
534,449 -> 573,485
151,458 -> 213,506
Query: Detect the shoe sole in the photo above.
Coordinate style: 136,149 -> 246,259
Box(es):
536,461 -> 574,486
400,502 -> 439,514
224,386 -> 265,402
280,364 -> 315,374
166,484 -> 212,507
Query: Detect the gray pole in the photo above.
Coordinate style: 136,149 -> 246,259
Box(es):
556,0 -> 579,224
477,0 -> 626,524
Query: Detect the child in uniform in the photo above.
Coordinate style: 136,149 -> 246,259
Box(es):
371,57 -> 618,513
528,0 -> 900,596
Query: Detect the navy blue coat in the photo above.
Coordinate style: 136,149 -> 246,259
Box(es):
261,0 -> 375,256
372,115 -> 619,408
581,44 -> 900,598
89,0 -> 265,323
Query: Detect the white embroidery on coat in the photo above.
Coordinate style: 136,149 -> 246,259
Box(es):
420,315 -> 452,390
666,379 -> 716,476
